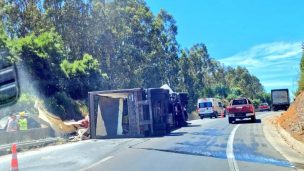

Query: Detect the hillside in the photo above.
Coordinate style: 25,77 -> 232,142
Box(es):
278,91 -> 304,142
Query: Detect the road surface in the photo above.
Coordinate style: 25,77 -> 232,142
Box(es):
0,112 -> 300,171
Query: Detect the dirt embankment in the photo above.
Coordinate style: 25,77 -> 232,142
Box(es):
278,92 -> 304,142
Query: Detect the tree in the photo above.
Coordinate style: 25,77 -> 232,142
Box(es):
0,0 -> 44,37
298,44 -> 304,93
0,0 -> 269,119
13,30 -> 65,96
60,53 -> 107,99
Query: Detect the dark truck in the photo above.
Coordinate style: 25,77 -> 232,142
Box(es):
226,98 -> 256,124
0,59 -> 19,107
271,89 -> 290,111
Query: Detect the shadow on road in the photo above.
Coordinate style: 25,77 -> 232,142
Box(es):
166,132 -> 188,136
186,124 -> 201,127
234,119 -> 262,124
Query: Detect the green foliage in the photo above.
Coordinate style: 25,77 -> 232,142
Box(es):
60,53 -> 106,99
213,84 -> 229,98
256,92 -> 271,104
298,46 -> 304,93
19,93 -> 36,106
176,44 -> 265,111
0,24 -> 16,64
16,30 -> 65,59
60,54 -> 100,78
78,101 -> 89,117
252,99 -> 261,108
0,0 -> 268,118
226,94 -> 238,102
0,0 -> 45,37
13,30 -> 65,96
44,92 -> 82,120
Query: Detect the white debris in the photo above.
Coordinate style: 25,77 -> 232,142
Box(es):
161,84 -> 174,94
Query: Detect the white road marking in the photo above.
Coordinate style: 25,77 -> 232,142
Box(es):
81,156 -> 114,171
226,124 -> 240,171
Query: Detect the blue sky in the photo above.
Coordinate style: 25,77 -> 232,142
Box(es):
145,0 -> 304,97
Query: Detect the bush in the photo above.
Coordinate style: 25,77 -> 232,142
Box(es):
252,99 -> 261,108
44,92 -> 83,120
77,101 -> 89,117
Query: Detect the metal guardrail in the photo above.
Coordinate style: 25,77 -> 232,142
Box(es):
0,137 -> 60,149
0,127 -> 54,145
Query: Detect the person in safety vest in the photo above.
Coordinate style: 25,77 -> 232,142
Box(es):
18,112 -> 28,131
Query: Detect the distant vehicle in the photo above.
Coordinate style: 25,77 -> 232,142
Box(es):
258,103 -> 270,111
226,97 -> 255,124
271,89 -> 290,111
197,98 -> 225,119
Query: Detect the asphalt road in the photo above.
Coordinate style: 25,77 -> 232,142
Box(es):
0,112 -> 298,171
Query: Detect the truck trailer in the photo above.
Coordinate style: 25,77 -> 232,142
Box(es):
271,89 -> 290,111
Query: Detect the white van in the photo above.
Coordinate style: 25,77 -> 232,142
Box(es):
197,98 -> 225,119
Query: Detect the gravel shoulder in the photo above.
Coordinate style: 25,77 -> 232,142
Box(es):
263,114 -> 304,170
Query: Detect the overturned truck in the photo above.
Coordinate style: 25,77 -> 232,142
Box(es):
88,88 -> 188,138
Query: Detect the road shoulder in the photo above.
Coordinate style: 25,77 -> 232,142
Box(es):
262,113 -> 304,170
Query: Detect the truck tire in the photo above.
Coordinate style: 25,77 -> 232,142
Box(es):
184,111 -> 188,121
251,116 -> 256,123
214,112 -> 218,118
200,116 -> 204,119
228,117 -> 234,124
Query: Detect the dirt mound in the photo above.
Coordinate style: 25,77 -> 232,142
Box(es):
278,91 -> 304,142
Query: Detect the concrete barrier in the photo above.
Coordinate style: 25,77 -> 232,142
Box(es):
0,127 -> 54,145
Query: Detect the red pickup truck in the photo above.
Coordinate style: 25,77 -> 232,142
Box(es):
258,103 -> 270,111
226,98 -> 256,124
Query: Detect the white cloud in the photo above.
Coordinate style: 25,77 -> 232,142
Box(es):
265,47 -> 302,60
220,57 -> 261,67
219,41 -> 302,68
219,41 -> 302,93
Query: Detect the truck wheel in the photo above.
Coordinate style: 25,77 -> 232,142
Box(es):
214,112 -> 218,118
200,116 -> 204,119
228,117 -> 234,124
184,111 -> 188,121
251,116 -> 256,123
